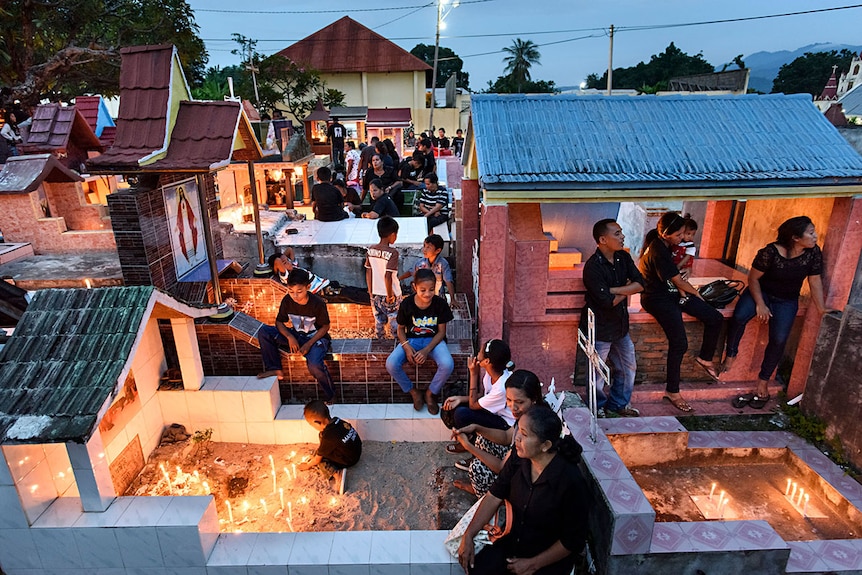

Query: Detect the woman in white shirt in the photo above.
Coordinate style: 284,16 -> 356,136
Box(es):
441,339 -> 514,452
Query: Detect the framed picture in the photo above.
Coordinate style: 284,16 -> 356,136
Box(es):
163,178 -> 206,279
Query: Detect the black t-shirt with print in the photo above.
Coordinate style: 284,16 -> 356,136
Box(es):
638,237 -> 681,303
276,292 -> 331,340
396,295 -> 454,337
317,417 -> 362,467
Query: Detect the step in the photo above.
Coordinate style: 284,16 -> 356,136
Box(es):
628,380 -> 784,417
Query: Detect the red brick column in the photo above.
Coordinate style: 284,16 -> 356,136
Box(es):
478,204 -> 508,344
788,197 -> 862,398
457,178 -> 480,309
699,200 -> 734,259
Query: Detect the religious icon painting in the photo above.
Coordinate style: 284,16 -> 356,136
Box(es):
163,177 -> 206,279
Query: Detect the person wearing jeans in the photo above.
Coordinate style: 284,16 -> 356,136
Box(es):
722,216 -> 829,409
639,212 -> 724,413
258,268 -> 336,403
582,219 -> 645,417
386,268 -> 454,414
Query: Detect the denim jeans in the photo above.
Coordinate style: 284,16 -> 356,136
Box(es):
594,334 -> 637,412
725,290 -> 799,381
386,337 -> 454,394
259,325 -> 335,400
642,295 -> 723,394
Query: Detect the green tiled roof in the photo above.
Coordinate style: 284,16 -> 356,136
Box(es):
0,286 -> 154,444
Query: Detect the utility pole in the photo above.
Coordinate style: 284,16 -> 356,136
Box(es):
246,43 -> 260,106
607,24 -> 614,96
429,0 -> 443,136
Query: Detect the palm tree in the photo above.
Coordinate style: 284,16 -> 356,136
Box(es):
502,38 -> 541,93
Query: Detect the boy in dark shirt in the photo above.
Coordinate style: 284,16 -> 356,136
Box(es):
311,166 -> 348,221
257,268 -> 337,403
299,400 -> 362,493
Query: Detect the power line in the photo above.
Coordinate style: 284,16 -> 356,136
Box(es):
195,0 -> 494,15
616,3 -> 862,32
374,4 -> 433,30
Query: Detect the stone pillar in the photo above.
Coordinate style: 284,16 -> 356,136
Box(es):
171,317 -> 204,391
67,432 -> 115,512
478,204 -> 508,344
788,197 -> 862,397
457,178 -> 480,308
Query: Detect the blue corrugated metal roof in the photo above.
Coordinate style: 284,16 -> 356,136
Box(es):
471,93 -> 862,188
840,84 -> 862,117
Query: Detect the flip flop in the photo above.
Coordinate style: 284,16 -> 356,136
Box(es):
732,393 -> 754,409
446,443 -> 467,454
694,358 -> 721,383
663,395 -> 694,413
749,394 -> 770,409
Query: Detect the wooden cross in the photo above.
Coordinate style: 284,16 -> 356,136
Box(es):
577,308 -> 610,443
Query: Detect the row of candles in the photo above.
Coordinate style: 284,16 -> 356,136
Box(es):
785,478 -> 811,515
156,451 -> 339,532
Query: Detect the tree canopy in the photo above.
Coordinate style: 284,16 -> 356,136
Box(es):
503,39 -> 541,93
771,49 -> 857,96
485,76 -> 557,94
410,44 -> 470,91
585,42 -> 713,93
0,0 -> 207,108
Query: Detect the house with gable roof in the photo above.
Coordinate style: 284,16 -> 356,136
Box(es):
460,92 -> 862,403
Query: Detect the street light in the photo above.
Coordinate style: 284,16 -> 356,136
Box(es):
429,0 -> 459,136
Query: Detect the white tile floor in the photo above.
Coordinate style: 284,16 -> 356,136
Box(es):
274,217 -> 429,249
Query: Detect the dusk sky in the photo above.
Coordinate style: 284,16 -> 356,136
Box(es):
188,0 -> 862,89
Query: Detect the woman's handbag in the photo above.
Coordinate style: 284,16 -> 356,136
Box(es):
698,280 -> 745,309
443,495 -> 513,558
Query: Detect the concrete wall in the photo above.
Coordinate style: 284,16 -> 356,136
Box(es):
321,72 -> 364,106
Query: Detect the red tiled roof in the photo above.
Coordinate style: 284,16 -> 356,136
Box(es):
99,126 -> 117,148
88,45 -> 175,171
74,96 -> 101,132
276,16 -> 431,73
366,107 -> 412,127
19,104 -> 102,154
819,69 -> 839,100
242,100 -> 260,122
146,101 -> 261,171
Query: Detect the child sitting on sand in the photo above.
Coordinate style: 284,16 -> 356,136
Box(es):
298,400 -> 362,493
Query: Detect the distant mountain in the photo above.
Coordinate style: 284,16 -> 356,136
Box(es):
741,43 -> 862,93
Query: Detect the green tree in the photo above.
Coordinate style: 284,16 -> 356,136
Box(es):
585,42 -> 713,92
772,49 -> 856,96
410,44 -> 470,90
485,76 -> 557,94
191,66 -> 237,101
502,38 -> 541,93
0,0 -> 207,108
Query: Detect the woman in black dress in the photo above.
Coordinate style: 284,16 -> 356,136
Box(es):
722,216 -> 828,408
458,404 -> 589,575
639,211 -> 723,413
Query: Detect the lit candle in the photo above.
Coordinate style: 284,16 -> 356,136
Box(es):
226,501 -> 234,523
718,490 -> 725,508
300,496 -> 308,505
287,517 -> 294,532
269,454 -> 276,476
292,463 -> 297,480
803,494 -> 810,515
284,467 -> 292,483
797,488 -> 805,507
272,470 -> 277,494
202,481 -> 211,495
176,466 -> 183,479
329,496 -> 337,506
279,488 -> 285,510
290,450 -> 297,459
720,497 -> 730,519
243,500 -> 250,517
791,482 -> 798,500
84,279 -> 92,289
160,464 -> 173,494
260,498 -> 268,515
288,501 -> 293,522
193,470 -> 200,483
709,482 -> 716,501
785,478 -> 792,496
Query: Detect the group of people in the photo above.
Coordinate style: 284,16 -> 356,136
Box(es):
584,212 -> 828,415
312,131 -> 451,233
404,127 -> 466,158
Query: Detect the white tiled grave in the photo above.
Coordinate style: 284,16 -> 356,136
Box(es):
0,375 -> 459,575
272,217 -> 430,249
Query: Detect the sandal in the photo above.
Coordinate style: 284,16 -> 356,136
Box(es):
453,478 -> 476,495
749,394 -> 770,409
663,394 -> 694,413
446,443 -> 467,454
694,358 -> 720,383
732,393 -> 754,409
